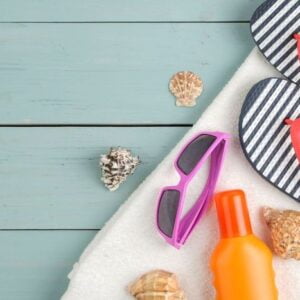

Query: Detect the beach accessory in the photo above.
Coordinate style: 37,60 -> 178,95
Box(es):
250,0 -> 300,84
239,78 -> 300,202
100,147 -> 140,191
169,71 -> 203,107
263,206 -> 300,260
286,118 -> 300,162
128,269 -> 186,300
211,190 -> 278,300
240,0 -> 300,202
156,131 -> 229,248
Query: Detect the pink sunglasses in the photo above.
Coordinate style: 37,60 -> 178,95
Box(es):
156,131 -> 229,248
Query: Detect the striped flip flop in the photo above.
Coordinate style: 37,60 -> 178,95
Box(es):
239,78 -> 300,202
250,0 -> 300,84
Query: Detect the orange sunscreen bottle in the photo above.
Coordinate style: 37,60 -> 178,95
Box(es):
210,190 -> 278,300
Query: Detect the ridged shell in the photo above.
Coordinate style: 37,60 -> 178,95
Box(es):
263,207 -> 300,260
129,270 -> 186,300
169,71 -> 203,107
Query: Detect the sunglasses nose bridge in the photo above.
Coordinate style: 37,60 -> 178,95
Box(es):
177,173 -> 189,187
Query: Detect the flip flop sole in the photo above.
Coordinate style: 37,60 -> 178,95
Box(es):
239,77 -> 300,202
250,0 -> 300,84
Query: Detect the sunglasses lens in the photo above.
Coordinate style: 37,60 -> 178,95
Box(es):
177,135 -> 216,175
158,190 -> 180,237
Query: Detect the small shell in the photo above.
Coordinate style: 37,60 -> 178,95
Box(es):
169,71 -> 203,107
129,270 -> 186,300
263,207 -> 300,260
100,147 -> 140,191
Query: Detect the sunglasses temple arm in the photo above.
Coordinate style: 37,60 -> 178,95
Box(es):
177,141 -> 227,244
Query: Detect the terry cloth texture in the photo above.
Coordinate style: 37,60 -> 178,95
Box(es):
62,48 -> 300,300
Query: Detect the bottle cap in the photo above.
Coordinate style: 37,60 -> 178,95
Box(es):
214,190 -> 252,238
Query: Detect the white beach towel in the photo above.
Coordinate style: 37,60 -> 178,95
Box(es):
62,48 -> 300,300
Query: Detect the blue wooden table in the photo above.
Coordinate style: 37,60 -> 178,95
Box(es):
0,1 -> 260,299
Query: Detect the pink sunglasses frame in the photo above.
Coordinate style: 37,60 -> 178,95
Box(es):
155,131 -> 229,248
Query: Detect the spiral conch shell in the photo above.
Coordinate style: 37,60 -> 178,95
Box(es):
263,207 -> 300,260
169,71 -> 203,107
128,269 -> 186,299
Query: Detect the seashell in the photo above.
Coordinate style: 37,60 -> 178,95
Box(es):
263,207 -> 300,260
169,71 -> 203,107
100,147 -> 140,191
129,269 -> 186,300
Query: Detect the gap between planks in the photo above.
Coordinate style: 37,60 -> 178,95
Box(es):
0,124 -> 193,127
0,21 -> 250,24
0,229 -> 99,231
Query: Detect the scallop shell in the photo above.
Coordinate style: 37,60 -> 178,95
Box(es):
100,147 -> 140,191
169,71 -> 203,107
129,270 -> 186,300
263,207 -> 300,260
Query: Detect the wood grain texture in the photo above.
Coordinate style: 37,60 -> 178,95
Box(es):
0,23 -> 253,124
0,0 -> 261,22
0,230 -> 96,300
0,127 -> 187,229
0,2 -> 258,298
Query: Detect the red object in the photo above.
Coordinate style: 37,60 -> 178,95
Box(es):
214,190 -> 252,238
285,118 -> 300,162
293,34 -> 300,60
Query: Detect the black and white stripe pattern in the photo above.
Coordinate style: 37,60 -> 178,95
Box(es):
251,0 -> 300,84
239,78 -> 300,202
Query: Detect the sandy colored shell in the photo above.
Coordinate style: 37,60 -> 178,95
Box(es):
128,270 -> 186,300
263,207 -> 300,260
169,71 -> 203,107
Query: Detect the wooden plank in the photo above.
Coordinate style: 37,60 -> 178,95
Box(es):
0,1 -> 261,22
0,23 -> 253,124
0,127 -> 187,229
0,230 -> 96,300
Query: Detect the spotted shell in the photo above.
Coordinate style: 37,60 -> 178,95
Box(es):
263,207 -> 300,260
100,147 -> 140,191
169,71 -> 203,107
128,270 -> 186,300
